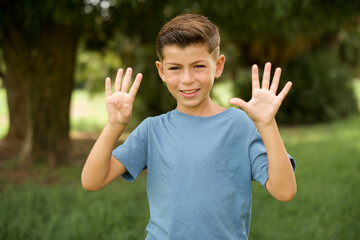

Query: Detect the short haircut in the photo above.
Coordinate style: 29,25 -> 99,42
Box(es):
156,14 -> 220,61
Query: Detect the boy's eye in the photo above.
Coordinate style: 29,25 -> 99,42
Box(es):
194,65 -> 206,69
169,66 -> 181,71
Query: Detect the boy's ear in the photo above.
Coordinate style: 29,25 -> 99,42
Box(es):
215,54 -> 225,79
155,61 -> 166,82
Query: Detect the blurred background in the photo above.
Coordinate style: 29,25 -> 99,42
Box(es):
0,0 -> 359,239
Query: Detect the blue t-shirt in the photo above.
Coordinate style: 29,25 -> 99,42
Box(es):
112,107 -> 295,240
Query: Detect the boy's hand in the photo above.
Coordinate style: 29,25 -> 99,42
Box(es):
229,62 -> 292,127
105,67 -> 142,127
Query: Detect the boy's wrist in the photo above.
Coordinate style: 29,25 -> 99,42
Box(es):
253,118 -> 277,133
106,121 -> 128,133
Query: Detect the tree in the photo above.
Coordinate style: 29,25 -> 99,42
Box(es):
0,0 -> 85,166
0,0 -> 171,166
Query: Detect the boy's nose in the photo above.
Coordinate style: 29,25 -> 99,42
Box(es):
181,69 -> 194,84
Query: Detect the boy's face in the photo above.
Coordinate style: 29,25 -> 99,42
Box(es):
156,44 -> 225,115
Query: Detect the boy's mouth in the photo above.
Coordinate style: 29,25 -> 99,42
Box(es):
179,88 -> 200,97
180,89 -> 199,94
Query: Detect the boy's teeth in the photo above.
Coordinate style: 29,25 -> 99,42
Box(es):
182,89 -> 197,94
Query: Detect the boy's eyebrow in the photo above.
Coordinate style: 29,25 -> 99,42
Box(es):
164,59 -> 208,66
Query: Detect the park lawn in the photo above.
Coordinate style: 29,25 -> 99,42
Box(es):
69,90 -> 108,133
0,114 -> 359,239
0,175 -> 149,240
0,89 -> 109,138
251,114 -> 360,239
0,88 -> 9,138
0,88 -> 139,137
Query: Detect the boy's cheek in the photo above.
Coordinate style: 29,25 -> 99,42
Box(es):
163,71 -> 181,80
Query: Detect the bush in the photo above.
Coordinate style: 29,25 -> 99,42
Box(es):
234,50 -> 359,125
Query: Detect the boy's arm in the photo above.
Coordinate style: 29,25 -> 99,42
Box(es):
230,62 -> 296,201
81,68 -> 142,191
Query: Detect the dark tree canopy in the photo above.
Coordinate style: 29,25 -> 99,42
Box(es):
0,0 -> 359,166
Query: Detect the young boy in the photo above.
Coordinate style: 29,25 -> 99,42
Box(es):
81,14 -> 296,240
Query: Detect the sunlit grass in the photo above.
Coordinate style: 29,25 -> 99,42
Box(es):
212,80 -> 234,108
354,79 -> 360,109
70,90 -> 108,133
0,89 -> 108,138
0,88 -> 8,138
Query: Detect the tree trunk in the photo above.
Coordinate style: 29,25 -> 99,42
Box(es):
3,25 -> 78,167
2,28 -> 31,143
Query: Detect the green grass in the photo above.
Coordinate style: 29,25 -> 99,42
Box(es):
250,115 -> 360,239
0,89 -> 108,138
0,88 -> 9,138
70,90 -> 108,133
0,172 -> 149,240
354,79 -> 360,105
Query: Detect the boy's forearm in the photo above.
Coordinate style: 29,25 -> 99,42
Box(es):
255,119 -> 297,201
81,122 -> 126,190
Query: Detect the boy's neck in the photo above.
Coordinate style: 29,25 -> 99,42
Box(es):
176,100 -> 226,117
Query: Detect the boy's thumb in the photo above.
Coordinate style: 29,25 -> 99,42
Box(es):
229,98 -> 246,110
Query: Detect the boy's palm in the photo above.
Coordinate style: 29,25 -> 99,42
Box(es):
105,68 -> 142,126
230,63 -> 292,126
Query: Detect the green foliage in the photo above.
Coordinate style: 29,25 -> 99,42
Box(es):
75,49 -> 122,92
279,50 -> 358,124
234,50 -> 359,124
338,25 -> 360,73
199,0 -> 360,124
203,0 -> 360,37
0,0 -> 85,41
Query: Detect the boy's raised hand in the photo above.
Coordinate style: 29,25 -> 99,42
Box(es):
229,62 -> 292,127
105,67 -> 142,126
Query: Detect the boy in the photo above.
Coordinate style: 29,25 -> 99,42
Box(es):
81,14 -> 296,240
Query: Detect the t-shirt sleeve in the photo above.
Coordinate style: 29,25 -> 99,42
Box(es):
248,128 -> 269,187
112,119 -> 149,182
248,128 -> 296,187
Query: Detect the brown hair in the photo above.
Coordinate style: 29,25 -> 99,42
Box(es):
156,14 -> 220,61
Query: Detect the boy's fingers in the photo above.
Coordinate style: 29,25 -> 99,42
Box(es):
277,81 -> 293,102
114,68 -> 123,93
121,67 -> 133,93
252,64 -> 260,93
105,77 -> 112,97
270,67 -> 281,94
129,73 -> 143,97
261,62 -> 271,89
